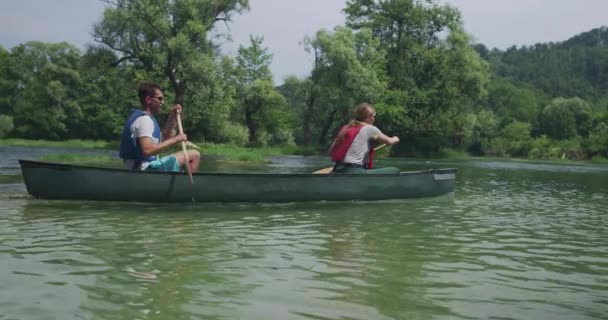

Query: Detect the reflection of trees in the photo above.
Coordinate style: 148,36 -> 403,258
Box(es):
15,198 -> 462,319
311,202 -> 456,319
19,201 -> 268,319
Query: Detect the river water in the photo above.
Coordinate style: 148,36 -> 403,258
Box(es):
1,147 -> 607,319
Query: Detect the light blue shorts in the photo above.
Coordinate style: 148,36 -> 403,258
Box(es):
143,156 -> 180,172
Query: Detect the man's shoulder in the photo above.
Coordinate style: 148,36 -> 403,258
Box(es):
131,115 -> 155,135
132,114 -> 154,125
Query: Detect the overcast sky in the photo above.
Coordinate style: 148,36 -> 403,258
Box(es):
1,0 -> 607,82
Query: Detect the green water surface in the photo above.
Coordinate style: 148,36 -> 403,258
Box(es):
1,148 -> 607,319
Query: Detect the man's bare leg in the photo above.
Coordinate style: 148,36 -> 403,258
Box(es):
172,150 -> 201,172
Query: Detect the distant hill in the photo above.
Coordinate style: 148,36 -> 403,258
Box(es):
562,26 -> 608,48
476,26 -> 608,104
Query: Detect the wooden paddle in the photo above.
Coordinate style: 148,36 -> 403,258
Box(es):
176,109 -> 193,185
185,141 -> 200,150
313,144 -> 388,174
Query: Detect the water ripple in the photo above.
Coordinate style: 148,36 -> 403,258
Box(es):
1,164 -> 607,319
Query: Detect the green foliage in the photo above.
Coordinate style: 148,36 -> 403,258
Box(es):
236,35 -> 273,84
38,153 -> 119,166
345,0 -> 461,90
214,122 -> 249,146
539,97 -> 592,140
590,155 -> 608,164
0,138 -> 114,149
0,46 -> 17,115
94,0 -> 249,138
487,77 -> 540,124
473,110 -> 498,140
584,122 -> 608,157
278,77 -> 320,145
482,121 -> 533,157
305,26 -> 388,144
529,135 -> 583,159
75,46 -> 135,140
232,37 -> 294,145
240,79 -> 293,145
485,27 -> 608,102
200,143 -> 296,162
0,2 -> 605,163
187,55 -> 238,141
9,42 -> 84,140
343,1 -> 489,155
0,115 -> 14,138
439,148 -> 471,160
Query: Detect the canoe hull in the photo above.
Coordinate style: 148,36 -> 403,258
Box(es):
19,160 -> 456,203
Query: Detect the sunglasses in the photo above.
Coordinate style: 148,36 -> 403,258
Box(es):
151,95 -> 165,102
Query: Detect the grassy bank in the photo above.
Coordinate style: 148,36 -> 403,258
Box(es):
201,143 -> 319,162
0,138 -> 116,149
0,139 -> 320,164
3,139 -> 605,166
38,154 -> 122,167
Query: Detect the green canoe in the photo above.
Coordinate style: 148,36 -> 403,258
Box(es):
19,160 -> 456,203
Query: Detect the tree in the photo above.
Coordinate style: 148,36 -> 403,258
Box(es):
75,46 -> 135,139
486,77 -> 539,125
241,79 -> 292,145
344,0 -> 461,91
482,121 -> 533,157
343,1 -> 489,155
278,76 -> 319,145
0,115 -> 13,138
93,0 -> 249,136
10,42 -> 83,140
585,122 -> 608,158
540,97 -> 592,140
305,27 -> 387,145
232,36 -> 291,145
0,46 -> 17,117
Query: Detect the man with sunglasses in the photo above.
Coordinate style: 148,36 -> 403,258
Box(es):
119,82 -> 200,172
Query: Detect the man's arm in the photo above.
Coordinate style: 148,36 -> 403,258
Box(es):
139,134 -> 187,158
162,104 -> 181,140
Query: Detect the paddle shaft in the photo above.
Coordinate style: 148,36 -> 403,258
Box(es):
176,110 -> 193,185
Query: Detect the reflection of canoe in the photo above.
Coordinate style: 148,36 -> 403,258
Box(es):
19,160 -> 456,203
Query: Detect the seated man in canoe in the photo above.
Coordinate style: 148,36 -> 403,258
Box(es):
119,82 -> 200,172
328,102 -> 400,174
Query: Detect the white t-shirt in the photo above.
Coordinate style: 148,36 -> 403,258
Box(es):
131,116 -> 159,143
343,125 -> 381,165
123,116 -> 160,170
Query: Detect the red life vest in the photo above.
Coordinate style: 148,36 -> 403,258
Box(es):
330,124 -> 375,169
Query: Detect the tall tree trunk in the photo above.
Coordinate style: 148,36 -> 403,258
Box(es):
302,94 -> 316,145
168,67 -> 186,106
318,108 -> 337,146
245,111 -> 257,144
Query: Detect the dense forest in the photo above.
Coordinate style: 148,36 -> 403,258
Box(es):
0,0 -> 606,160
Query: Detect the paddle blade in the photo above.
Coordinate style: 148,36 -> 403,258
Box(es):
313,166 -> 333,174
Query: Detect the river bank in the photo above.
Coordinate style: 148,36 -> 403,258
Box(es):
2,138 -> 607,167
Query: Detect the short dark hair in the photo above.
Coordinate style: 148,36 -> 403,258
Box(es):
138,82 -> 161,105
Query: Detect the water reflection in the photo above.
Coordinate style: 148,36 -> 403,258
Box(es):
7,199 -> 461,319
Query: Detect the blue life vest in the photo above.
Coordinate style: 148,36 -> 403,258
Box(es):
119,110 -> 161,164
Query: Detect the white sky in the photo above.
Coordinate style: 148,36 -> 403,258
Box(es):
1,0 -> 607,83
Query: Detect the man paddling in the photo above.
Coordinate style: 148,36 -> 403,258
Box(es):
119,82 -> 200,172
328,102 -> 400,174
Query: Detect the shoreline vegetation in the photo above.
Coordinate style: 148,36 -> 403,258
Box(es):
1,139 -> 606,166
0,1 -> 606,165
